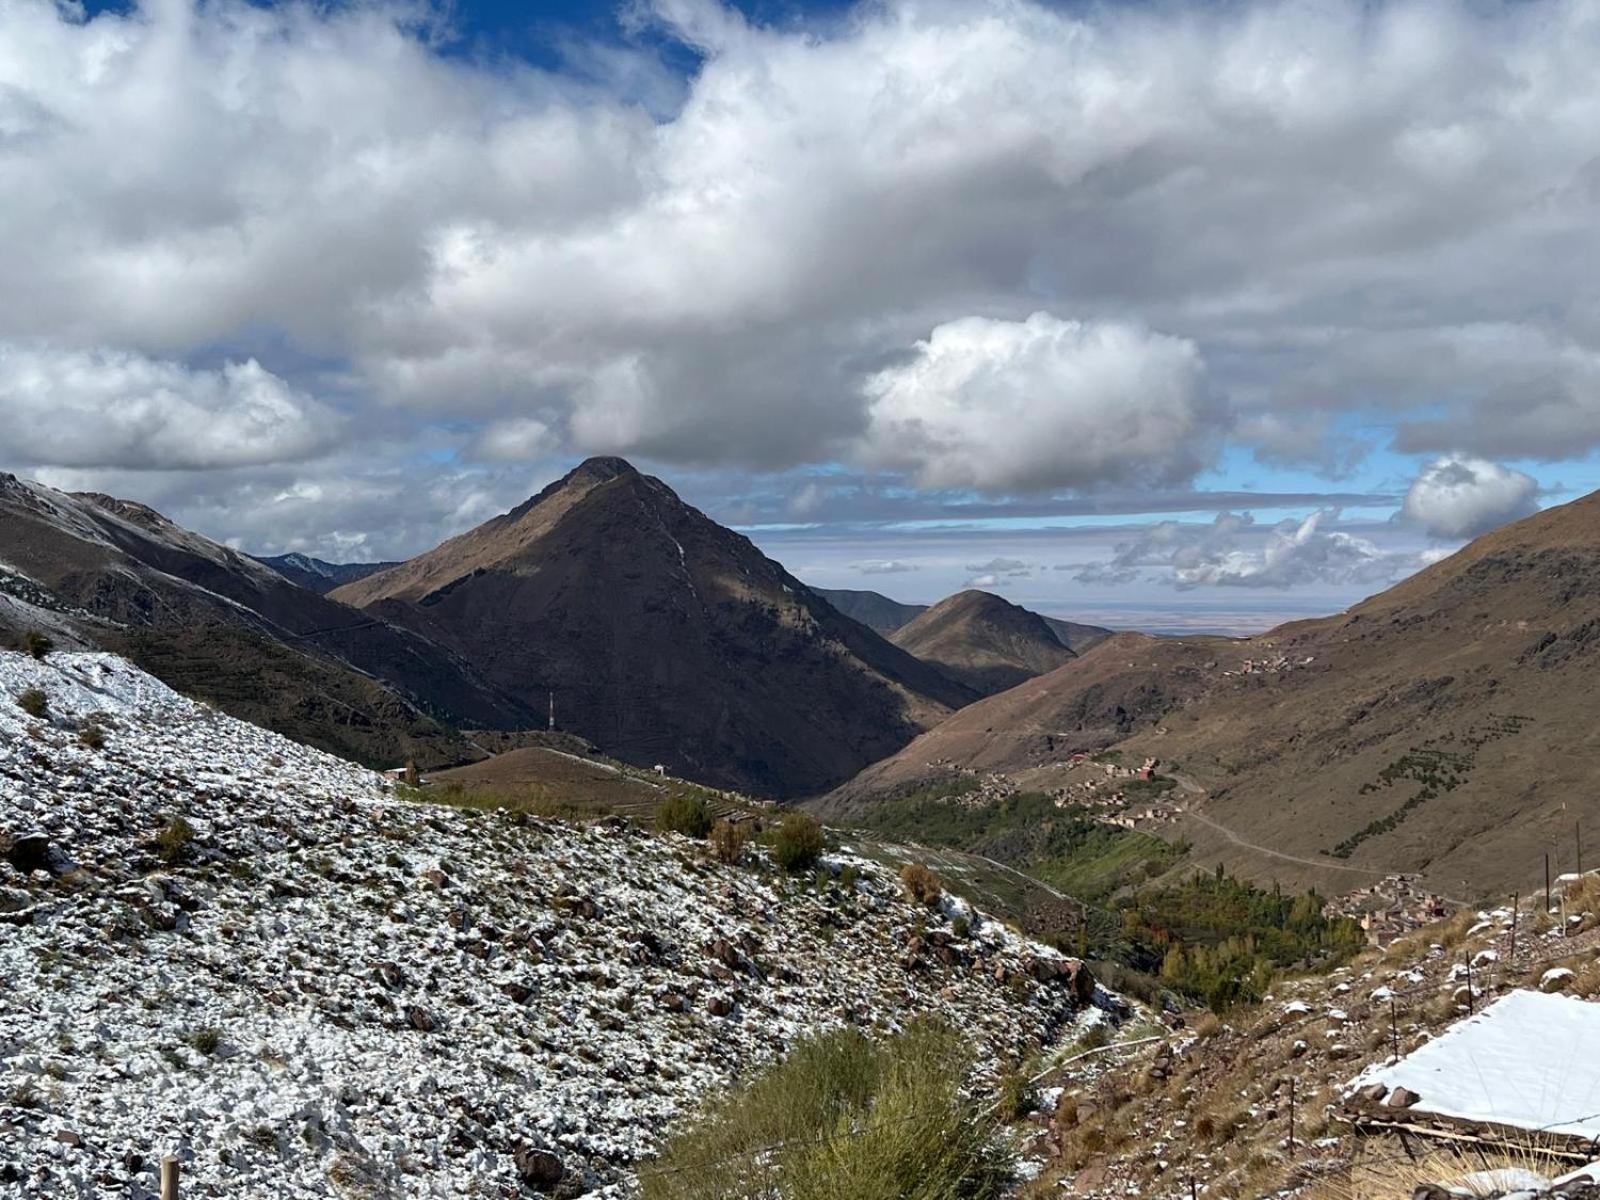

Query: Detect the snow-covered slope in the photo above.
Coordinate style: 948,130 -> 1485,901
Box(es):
0,652 -> 1110,1198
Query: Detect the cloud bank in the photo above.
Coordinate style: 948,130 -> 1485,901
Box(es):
1401,455 -> 1540,539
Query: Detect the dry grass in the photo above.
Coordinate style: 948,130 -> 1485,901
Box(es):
899,862 -> 943,907
1305,1142 -> 1577,1200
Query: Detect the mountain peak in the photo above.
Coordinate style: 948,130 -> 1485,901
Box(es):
567,455 -> 638,483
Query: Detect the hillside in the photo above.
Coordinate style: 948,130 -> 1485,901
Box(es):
815,587 -> 1113,654
0,649 -> 1110,1196
830,490 -> 1600,898
0,475 -> 532,766
332,458 -> 974,797
812,588 -> 927,635
890,589 -> 1077,697
255,553 -> 398,595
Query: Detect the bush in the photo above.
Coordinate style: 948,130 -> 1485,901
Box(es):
899,863 -> 943,907
187,1027 -> 221,1056
638,1019 -> 1011,1200
994,1068 -> 1039,1122
156,816 -> 196,865
657,793 -> 715,839
78,723 -> 106,751
23,631 -> 53,660
709,819 -> 749,865
15,688 -> 48,719
770,812 -> 824,874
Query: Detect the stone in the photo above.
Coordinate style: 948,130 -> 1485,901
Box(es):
1386,1086 -> 1421,1108
514,1147 -> 565,1190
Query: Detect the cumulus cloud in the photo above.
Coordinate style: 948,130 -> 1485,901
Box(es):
1076,510 -> 1423,589
1400,454 -> 1540,539
0,342 -> 337,470
853,559 -> 918,574
966,573 -> 1002,589
4,0 -> 1600,572
859,314 -> 1211,492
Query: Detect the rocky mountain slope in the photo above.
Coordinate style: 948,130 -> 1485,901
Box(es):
254,554 -> 398,595
832,492 -> 1600,898
816,587 -> 1113,654
332,458 -> 974,797
812,588 -> 928,636
890,590 -> 1077,697
0,650 -> 1111,1198
0,475 -> 534,767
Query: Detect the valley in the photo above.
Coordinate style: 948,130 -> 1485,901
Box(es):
6,458 -> 1600,1200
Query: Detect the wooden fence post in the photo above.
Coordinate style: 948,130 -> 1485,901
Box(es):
1509,894 -> 1518,967
1389,996 -> 1400,1063
160,1155 -> 179,1200
1287,1077 -> 1297,1152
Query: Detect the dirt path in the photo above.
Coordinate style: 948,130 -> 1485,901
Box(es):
1166,771 -> 1389,878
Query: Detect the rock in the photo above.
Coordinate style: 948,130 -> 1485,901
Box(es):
3,830 -> 51,873
514,1146 -> 565,1191
1412,1185 -> 1453,1200
405,1005 -> 435,1032
54,1130 -> 82,1147
707,996 -> 733,1016
1355,1082 -> 1389,1104
1386,1086 -> 1421,1108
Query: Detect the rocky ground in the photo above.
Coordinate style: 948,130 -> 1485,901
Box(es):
0,652 -> 1115,1199
1027,889 -> 1600,1200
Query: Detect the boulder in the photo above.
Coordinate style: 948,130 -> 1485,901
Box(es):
514,1147 -> 564,1191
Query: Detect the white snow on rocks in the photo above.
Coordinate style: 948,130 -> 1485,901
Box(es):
0,652 -> 1110,1197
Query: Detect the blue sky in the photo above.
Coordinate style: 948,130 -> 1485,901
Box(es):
7,0 -> 1600,632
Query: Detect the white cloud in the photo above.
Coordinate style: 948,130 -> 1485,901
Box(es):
475,417 -> 557,462
966,573 -> 1001,588
853,559 -> 919,574
0,342 -> 337,470
3,0 -> 1600,559
1173,510 -> 1406,589
859,314 -> 1211,491
1077,509 -> 1424,589
1400,454 -> 1540,539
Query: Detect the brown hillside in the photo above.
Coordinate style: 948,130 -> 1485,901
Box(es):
333,457 -> 976,797
889,589 -> 1077,696
829,491 -> 1600,898
0,474 -> 520,766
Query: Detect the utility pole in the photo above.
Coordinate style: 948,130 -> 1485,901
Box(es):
1579,821 -> 1585,876
1389,996 -> 1400,1063
548,690 -> 555,732
1546,853 -> 1553,915
1465,952 -> 1474,1014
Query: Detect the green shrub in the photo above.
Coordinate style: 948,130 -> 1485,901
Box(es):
657,793 -> 715,839
638,1019 -> 1011,1200
770,812 -> 824,874
15,688 -> 48,719
187,1027 -> 221,1056
23,631 -> 53,660
156,816 -> 196,865
78,724 -> 106,751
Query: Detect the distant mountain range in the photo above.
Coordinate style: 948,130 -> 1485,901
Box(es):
818,586 -> 1113,655
827,490 -> 1600,897
253,553 -> 397,594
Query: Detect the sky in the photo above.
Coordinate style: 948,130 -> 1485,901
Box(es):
3,0 -> 1599,633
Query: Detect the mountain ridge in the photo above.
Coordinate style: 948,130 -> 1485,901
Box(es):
331,457 -> 976,797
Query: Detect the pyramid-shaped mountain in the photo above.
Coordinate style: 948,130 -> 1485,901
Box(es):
333,457 -> 975,796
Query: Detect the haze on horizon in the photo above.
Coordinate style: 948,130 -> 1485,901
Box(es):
3,0 -> 1597,632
